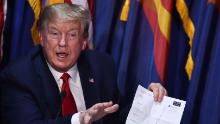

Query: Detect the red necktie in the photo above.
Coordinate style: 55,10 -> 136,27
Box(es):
61,73 -> 77,116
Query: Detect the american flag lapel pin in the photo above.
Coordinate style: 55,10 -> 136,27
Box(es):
89,78 -> 95,83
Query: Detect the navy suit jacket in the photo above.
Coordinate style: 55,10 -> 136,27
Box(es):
0,46 -> 123,124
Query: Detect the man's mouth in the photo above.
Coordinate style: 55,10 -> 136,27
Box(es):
57,52 -> 68,58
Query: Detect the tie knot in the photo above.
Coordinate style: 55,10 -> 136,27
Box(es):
61,73 -> 70,81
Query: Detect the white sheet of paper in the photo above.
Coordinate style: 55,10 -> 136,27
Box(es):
126,85 -> 186,124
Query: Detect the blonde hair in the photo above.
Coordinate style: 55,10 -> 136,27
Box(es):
38,3 -> 91,38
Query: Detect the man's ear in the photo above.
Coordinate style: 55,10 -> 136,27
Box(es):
82,40 -> 88,50
39,32 -> 44,46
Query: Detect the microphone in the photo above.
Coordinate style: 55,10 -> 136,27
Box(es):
56,91 -> 66,118
60,91 -> 66,102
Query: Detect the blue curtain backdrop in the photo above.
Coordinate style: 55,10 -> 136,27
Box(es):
1,0 -> 34,68
166,1 -> 190,100
1,0 -> 220,123
180,0 -> 220,124
93,0 -> 125,69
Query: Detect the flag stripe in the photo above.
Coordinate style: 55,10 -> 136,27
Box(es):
120,0 -> 130,21
161,0 -> 172,12
154,0 -> 172,41
64,0 -> 72,4
176,0 -> 195,79
0,0 -> 4,35
0,0 -> 4,63
28,0 -> 41,44
87,0 -> 94,16
47,0 -> 64,5
142,0 -> 171,83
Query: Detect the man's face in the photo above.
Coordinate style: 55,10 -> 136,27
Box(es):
40,20 -> 86,72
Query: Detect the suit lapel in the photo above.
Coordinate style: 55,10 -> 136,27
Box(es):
78,51 -> 101,109
33,49 -> 61,117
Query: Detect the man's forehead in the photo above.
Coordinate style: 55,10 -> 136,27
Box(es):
44,21 -> 82,34
46,20 -> 81,28
47,18 -> 80,24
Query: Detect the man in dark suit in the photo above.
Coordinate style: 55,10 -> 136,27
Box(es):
0,3 -> 167,124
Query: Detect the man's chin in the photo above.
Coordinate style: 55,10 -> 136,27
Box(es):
53,64 -> 70,72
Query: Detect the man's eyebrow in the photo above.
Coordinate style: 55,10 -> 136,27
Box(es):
69,28 -> 79,31
67,29 -> 80,33
48,26 -> 58,30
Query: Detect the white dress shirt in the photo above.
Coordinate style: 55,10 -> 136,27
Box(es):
47,63 -> 86,124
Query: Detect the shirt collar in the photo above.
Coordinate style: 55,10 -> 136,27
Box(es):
47,63 -> 78,81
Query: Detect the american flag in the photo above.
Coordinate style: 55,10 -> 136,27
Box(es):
0,0 -> 6,63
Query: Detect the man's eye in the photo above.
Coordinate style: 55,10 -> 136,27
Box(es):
70,33 -> 76,37
68,32 -> 78,40
51,32 -> 58,35
48,30 -> 60,39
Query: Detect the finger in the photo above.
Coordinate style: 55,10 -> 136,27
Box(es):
164,89 -> 168,96
96,101 -> 112,109
158,87 -> 166,102
148,83 -> 156,92
148,83 -> 159,101
148,82 -> 167,102
152,87 -> 159,101
89,101 -> 113,115
104,104 -> 119,113
94,101 -> 112,109
102,101 -> 113,107
90,102 -> 118,116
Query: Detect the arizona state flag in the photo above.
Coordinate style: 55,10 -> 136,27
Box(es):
140,0 -> 172,84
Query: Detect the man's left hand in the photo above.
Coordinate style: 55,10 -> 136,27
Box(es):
148,82 -> 167,102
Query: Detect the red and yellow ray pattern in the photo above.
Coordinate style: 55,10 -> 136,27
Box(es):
141,0 -> 172,83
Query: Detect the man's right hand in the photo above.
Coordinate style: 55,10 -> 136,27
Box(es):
79,101 -> 119,124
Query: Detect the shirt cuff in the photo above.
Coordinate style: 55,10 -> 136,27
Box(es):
71,112 -> 80,124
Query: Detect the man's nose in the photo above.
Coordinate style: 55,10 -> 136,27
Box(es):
59,34 -> 67,46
